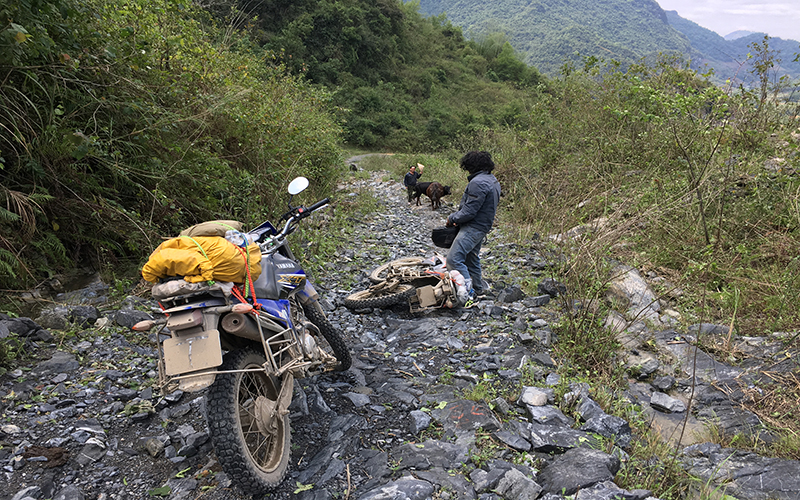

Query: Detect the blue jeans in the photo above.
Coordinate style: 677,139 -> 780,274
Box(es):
446,225 -> 486,292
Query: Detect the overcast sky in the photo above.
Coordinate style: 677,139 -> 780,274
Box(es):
656,0 -> 800,41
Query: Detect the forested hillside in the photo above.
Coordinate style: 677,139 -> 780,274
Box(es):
417,0 -> 800,83
232,0 -> 543,148
417,0 -> 693,75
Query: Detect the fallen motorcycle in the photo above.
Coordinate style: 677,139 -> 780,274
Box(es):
344,253 -> 468,312
133,177 -> 351,494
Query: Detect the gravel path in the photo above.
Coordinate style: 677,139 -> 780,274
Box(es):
5,165 -> 800,500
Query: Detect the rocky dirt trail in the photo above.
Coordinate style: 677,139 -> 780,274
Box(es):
2,165 -> 800,500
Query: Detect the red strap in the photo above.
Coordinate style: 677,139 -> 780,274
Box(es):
233,245 -> 258,302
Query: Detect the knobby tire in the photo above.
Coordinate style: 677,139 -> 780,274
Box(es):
344,283 -> 416,309
206,348 -> 290,494
302,301 -> 352,371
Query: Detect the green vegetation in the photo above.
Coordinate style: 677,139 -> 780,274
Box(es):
1,0 -> 343,287
1,0 -> 540,291
239,0 -> 543,149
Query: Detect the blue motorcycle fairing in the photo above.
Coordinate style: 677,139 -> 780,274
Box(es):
161,297 -> 229,314
254,298 -> 293,329
277,269 -> 307,293
254,253 -> 307,300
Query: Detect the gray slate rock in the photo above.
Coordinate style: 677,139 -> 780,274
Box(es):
416,468 -> 477,500
580,414 -> 633,449
650,391 -> 686,413
409,410 -> 431,435
391,439 -> 468,471
432,400 -> 501,437
114,309 -> 152,329
537,278 -> 566,297
682,443 -> 800,500
32,351 -> 80,376
493,429 -> 532,451
357,476 -> 435,500
521,422 -> 599,453
537,447 -> 621,495
53,484 -> 85,500
495,467 -> 542,500
524,405 -> 574,427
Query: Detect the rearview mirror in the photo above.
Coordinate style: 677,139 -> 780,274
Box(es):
288,177 -> 309,196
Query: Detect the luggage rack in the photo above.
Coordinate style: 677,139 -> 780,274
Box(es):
158,292 -> 229,309
152,278 -> 233,309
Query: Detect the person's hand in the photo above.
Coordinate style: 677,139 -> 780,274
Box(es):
446,218 -> 454,227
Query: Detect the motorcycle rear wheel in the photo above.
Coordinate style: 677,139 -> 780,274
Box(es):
206,348 -> 290,494
344,283 -> 416,309
369,257 -> 427,283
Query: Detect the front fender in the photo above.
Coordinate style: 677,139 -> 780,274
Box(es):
296,280 -> 320,305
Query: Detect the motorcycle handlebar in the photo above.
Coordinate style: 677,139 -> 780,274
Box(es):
307,198 -> 330,213
262,198 -> 330,253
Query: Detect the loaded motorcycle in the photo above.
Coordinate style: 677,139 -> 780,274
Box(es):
344,253 -> 468,312
133,177 -> 351,494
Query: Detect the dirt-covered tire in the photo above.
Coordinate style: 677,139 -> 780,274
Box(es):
369,257 -> 427,283
302,301 -> 352,371
344,284 -> 417,310
206,349 -> 290,494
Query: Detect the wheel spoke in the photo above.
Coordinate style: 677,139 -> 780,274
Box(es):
207,349 -> 290,492
236,369 -> 283,472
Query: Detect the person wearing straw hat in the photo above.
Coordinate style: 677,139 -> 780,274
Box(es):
403,163 -> 424,202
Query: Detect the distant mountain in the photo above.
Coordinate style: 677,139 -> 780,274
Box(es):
664,11 -> 800,83
417,0 -> 800,82
417,0 -> 693,76
725,30 -> 756,41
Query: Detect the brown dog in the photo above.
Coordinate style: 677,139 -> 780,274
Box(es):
425,182 -> 451,209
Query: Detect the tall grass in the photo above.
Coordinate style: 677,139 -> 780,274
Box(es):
471,54 -> 800,338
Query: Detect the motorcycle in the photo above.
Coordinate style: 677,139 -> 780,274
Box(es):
343,253 -> 468,312
133,177 -> 351,494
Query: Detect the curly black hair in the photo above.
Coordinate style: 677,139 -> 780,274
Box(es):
459,151 -> 494,174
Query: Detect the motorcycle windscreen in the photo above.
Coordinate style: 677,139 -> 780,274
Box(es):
249,220 -> 277,241
253,254 -> 307,299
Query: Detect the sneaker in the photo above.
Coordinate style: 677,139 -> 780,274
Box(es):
462,289 -> 477,308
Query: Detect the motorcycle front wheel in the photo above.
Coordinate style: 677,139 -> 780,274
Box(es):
302,301 -> 352,371
344,283 -> 416,309
206,348 -> 290,494
369,257 -> 427,283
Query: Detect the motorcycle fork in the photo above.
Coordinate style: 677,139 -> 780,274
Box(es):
253,296 -> 332,379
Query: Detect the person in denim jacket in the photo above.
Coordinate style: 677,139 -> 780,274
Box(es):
445,151 -> 501,303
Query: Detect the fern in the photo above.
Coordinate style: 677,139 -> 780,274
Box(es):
27,193 -> 54,205
0,207 -> 20,223
29,232 -> 69,267
0,248 -> 18,280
